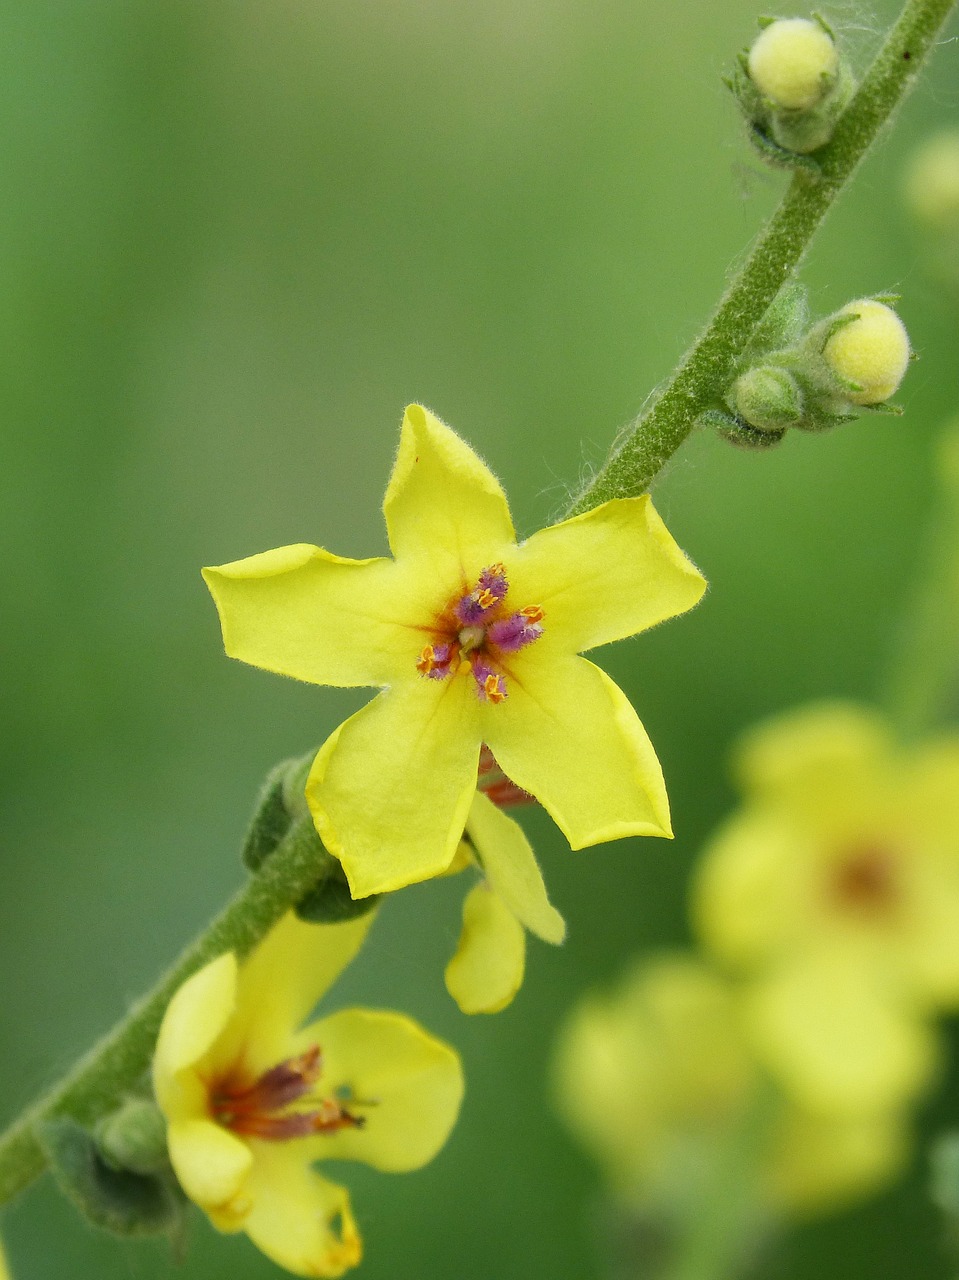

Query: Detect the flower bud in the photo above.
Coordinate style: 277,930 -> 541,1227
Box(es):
96,1098 -> 169,1176
748,18 -> 839,111
822,300 -> 911,405
728,365 -> 804,433
904,130 -> 959,230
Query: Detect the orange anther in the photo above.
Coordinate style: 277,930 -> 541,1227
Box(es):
483,674 -> 507,704
416,645 -> 436,675
477,588 -> 497,609
521,605 -> 545,624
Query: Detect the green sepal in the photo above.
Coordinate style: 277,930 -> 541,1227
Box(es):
756,15 -> 778,29
746,124 -> 823,175
699,407 -> 786,450
812,11 -> 836,39
741,282 -> 810,363
242,750 -> 317,872
865,400 -> 905,416
38,1116 -> 187,1240
293,829 -> 380,923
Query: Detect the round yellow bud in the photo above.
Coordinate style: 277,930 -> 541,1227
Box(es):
904,130 -> 959,229
748,18 -> 839,110
823,300 -> 910,405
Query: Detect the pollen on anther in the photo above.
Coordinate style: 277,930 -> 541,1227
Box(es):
481,673 -> 507,704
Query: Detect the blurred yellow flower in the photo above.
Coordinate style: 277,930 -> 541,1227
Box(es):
153,911 -> 463,1278
204,404 -> 705,900
693,703 -> 957,1116
553,955 -> 908,1219
904,129 -> 959,230
0,1235 -> 10,1280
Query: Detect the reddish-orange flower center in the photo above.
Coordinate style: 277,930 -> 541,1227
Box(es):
211,1045 -> 365,1142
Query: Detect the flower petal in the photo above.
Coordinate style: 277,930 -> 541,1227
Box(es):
746,950 -> 940,1116
383,405 -> 515,574
508,496 -> 705,653
769,1107 -> 909,1216
293,1008 -> 465,1171
445,882 -> 527,1014
484,657 -> 671,847
465,791 -> 565,944
167,1118 -> 253,1216
153,952 -> 237,1108
203,545 -> 425,688
213,912 -> 376,1077
307,679 -> 481,898
243,1153 -> 361,1279
692,810 -> 817,970
734,702 -> 892,803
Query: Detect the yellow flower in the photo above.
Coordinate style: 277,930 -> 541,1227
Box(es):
553,955 -> 908,1219
204,404 -> 705,900
0,1236 -> 10,1280
153,911 -> 464,1277
444,754 -> 566,1014
693,703 -> 955,1117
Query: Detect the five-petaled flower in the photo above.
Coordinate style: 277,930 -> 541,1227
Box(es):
693,702 -> 959,1117
204,405 -> 706,899
153,910 -> 463,1277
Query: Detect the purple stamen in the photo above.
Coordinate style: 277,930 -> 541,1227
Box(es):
454,563 -> 509,625
487,611 -> 543,653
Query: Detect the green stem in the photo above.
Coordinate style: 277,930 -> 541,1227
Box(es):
883,421 -> 959,738
0,0 -> 955,1220
568,0 -> 957,516
0,822 -> 329,1206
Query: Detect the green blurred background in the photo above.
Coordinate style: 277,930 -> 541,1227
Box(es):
1,1 -> 957,1276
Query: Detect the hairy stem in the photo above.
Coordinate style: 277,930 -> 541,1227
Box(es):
568,0 -> 957,516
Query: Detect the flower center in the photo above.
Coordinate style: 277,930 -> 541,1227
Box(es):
415,563 -> 544,702
211,1045 -> 366,1141
828,844 -> 900,918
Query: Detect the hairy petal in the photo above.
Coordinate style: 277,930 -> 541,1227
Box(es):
485,657 -> 671,847
508,496 -> 705,653
307,680 -> 481,898
203,546 -> 426,688
242,1153 -> 361,1279
292,1009 -> 465,1171
466,791 -> 565,944
383,405 -> 515,576
445,882 -> 527,1014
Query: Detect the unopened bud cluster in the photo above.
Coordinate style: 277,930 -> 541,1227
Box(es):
701,284 -> 912,449
729,16 -> 854,164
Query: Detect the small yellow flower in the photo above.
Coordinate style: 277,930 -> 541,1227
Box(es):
153,911 -> 463,1277
822,300 -> 911,405
747,18 -> 839,111
904,129 -> 959,230
204,405 -> 705,900
693,703 -> 956,1116
0,1236 -> 10,1280
553,955 -> 908,1218
444,755 -> 566,1014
